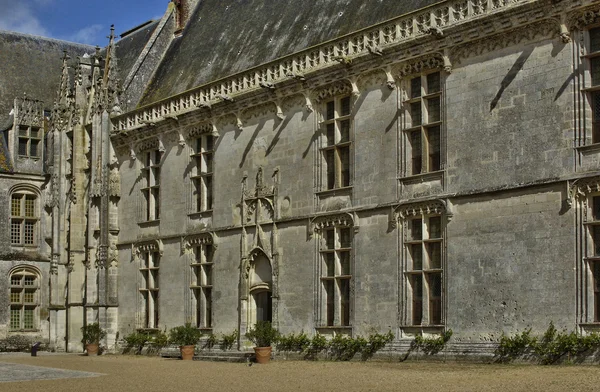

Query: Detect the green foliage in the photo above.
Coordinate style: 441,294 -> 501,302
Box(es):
275,331 -> 393,361
329,334 -> 367,360
149,330 -> 169,350
413,329 -> 453,355
495,322 -> 600,365
275,332 -> 311,352
495,328 -> 536,360
123,330 -> 168,354
169,323 -> 203,346
361,331 -> 395,360
304,333 -> 329,360
246,321 -> 279,347
81,323 -> 107,345
0,335 -> 46,352
123,332 -> 149,353
203,334 -> 218,350
220,330 -> 238,350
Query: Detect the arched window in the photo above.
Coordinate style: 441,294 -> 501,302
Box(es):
10,190 -> 38,246
9,267 -> 40,331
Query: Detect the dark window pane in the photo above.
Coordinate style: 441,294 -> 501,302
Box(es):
205,176 -> 213,210
411,102 -> 422,127
591,28 -> 600,53
154,150 -> 162,164
341,97 -> 351,116
427,72 -> 441,94
427,242 -> 442,269
411,244 -> 422,270
339,251 -> 350,275
204,288 -> 212,327
428,126 -> 441,172
427,96 -> 441,123
339,146 -> 350,187
196,137 -> 202,153
339,228 -> 351,248
411,275 -> 423,325
429,273 -> 442,325
340,278 -> 350,326
29,139 -> 39,156
325,253 -> 335,277
429,216 -> 441,239
18,139 -> 28,156
325,280 -> 334,326
326,230 -> 335,249
594,197 -> 600,221
326,150 -> 335,189
411,219 -> 422,241
339,119 -> 350,143
410,132 -> 422,175
326,123 -> 336,146
593,92 -> 600,143
326,101 -> 335,120
205,152 -> 213,173
594,226 -> 600,256
19,126 -> 28,137
411,77 -> 422,98
206,135 -> 214,151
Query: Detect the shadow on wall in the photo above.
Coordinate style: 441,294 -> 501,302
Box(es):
490,46 -> 534,112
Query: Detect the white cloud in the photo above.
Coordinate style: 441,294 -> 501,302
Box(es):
65,24 -> 104,45
0,1 -> 49,36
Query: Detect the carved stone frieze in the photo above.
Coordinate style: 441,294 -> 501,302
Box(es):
395,54 -> 445,77
567,6 -> 600,31
570,176 -> 600,203
309,212 -> 358,236
15,97 -> 44,127
314,81 -> 354,102
187,122 -> 215,139
180,231 -> 216,254
391,199 -> 449,229
452,19 -> 558,65
132,239 -> 164,261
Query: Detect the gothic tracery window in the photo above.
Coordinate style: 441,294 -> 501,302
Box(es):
9,267 -> 40,331
10,191 -> 38,246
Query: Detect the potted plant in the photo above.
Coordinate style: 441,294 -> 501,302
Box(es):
81,322 -> 106,356
245,321 -> 279,364
169,323 -> 203,360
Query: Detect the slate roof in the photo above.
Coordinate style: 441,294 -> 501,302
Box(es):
140,0 -> 444,106
116,20 -> 159,84
0,115 -> 14,173
0,30 -> 95,127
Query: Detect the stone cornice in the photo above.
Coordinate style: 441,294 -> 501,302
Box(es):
110,0 -> 597,145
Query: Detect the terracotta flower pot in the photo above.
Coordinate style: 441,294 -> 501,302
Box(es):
180,345 -> 195,360
86,343 -> 99,356
254,346 -> 272,364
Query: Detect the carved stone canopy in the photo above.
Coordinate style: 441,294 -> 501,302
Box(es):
310,212 -> 358,235
132,239 -> 163,261
569,176 -> 600,202
180,232 -> 216,255
391,199 -> 452,229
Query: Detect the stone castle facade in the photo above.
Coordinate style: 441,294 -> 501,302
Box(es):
1,0 -> 600,356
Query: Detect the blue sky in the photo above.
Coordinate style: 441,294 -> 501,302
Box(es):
0,0 -> 168,46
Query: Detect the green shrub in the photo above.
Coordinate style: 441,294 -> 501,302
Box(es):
204,334 -> 217,350
495,322 -> 600,364
276,332 -> 311,352
413,329 -> 453,355
123,332 -> 149,353
169,323 -> 203,346
304,333 -> 329,360
246,322 -> 279,347
361,331 -> 395,360
220,330 -> 238,350
81,323 -> 106,345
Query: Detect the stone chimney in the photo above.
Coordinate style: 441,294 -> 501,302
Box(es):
172,0 -> 199,34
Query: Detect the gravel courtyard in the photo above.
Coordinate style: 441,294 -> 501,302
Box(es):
1,354 -> 600,392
